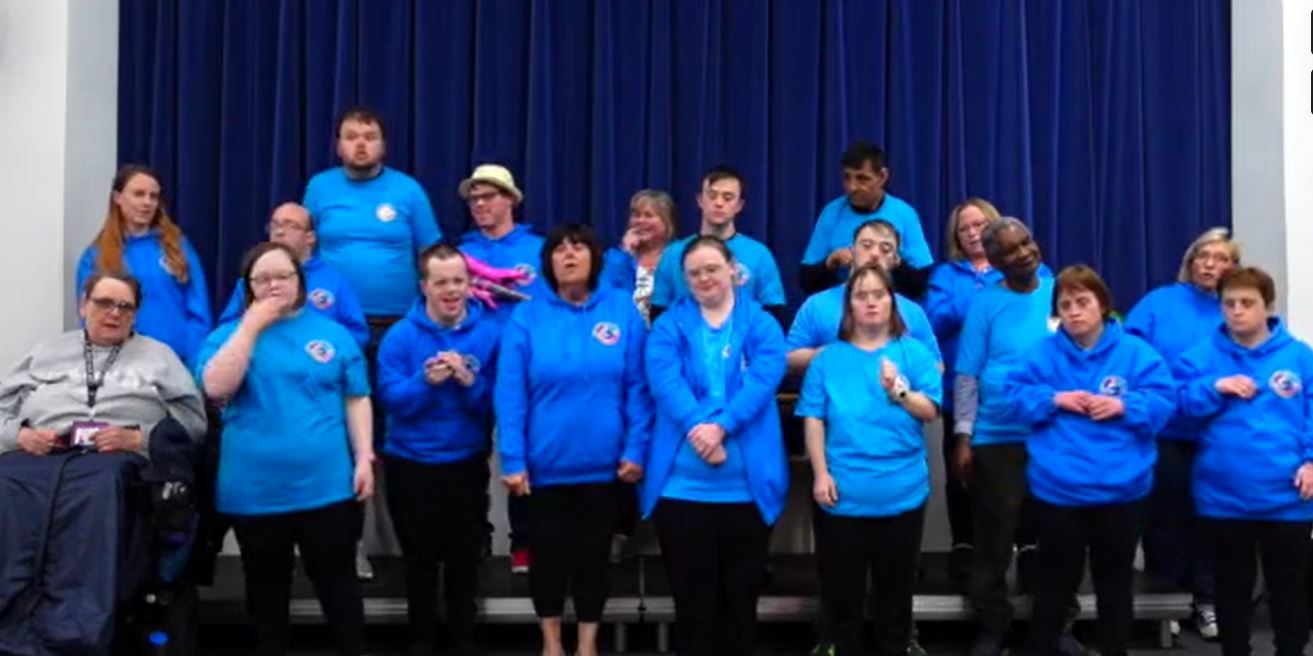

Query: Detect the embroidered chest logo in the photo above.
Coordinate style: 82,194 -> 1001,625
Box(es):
1046,316 -> 1061,333
308,288 -> 336,310
375,203 -> 397,222
733,262 -> 752,287
305,340 -> 336,364
1270,370 -> 1303,399
513,263 -> 538,283
158,256 -> 179,276
463,354 -> 482,374
1098,375 -> 1127,397
592,322 -> 621,346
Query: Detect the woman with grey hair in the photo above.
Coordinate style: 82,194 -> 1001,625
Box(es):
952,217 -> 1078,656
1126,227 -> 1239,640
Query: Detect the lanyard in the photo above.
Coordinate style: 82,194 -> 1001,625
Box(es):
83,334 -> 122,410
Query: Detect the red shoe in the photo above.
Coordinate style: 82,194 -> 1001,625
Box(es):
510,548 -> 531,575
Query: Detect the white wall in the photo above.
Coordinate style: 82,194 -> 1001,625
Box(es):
0,0 -> 117,370
1280,0 -> 1313,337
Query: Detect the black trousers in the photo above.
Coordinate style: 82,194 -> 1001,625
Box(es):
384,454 -> 489,651
813,504 -> 926,656
1030,500 -> 1142,656
968,443 -> 1034,634
528,483 -> 618,621
654,499 -> 772,656
230,499 -> 366,656
1143,440 -> 1215,603
1204,518 -> 1312,656
942,417 -> 972,547
614,482 -> 640,538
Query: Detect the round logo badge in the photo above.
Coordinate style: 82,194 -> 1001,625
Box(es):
375,203 -> 397,222
158,255 -> 178,275
513,263 -> 538,283
1270,370 -> 1303,399
592,321 -> 621,346
1098,375 -> 1127,397
1046,316 -> 1061,333
733,262 -> 752,287
463,354 -> 482,374
304,340 -> 336,364
308,288 -> 335,310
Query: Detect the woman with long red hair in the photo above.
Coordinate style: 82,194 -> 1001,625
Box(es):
76,165 -> 212,366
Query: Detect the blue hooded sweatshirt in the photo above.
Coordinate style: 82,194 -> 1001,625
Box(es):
459,224 -> 550,309
1006,321 -> 1176,506
1125,282 -> 1223,440
1178,319 -> 1313,521
641,293 -> 789,524
494,285 -> 652,486
218,256 -> 369,347
377,298 -> 501,465
77,232 -> 212,367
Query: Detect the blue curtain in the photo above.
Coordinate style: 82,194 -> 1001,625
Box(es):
117,0 -> 1230,312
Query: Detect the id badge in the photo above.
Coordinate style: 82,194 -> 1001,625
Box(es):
70,421 -> 108,448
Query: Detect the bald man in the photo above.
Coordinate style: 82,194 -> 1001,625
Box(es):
218,203 -> 369,346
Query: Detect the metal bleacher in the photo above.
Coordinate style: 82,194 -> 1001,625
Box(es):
197,552 -> 1192,652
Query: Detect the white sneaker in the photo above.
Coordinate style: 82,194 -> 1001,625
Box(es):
1195,605 -> 1218,641
355,545 -> 375,581
1169,620 -> 1181,637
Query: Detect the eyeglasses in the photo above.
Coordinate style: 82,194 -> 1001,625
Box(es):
268,220 -> 311,234
251,271 -> 298,287
88,297 -> 137,314
467,191 -> 503,205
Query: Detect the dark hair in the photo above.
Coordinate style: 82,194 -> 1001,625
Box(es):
838,263 -> 906,342
239,242 -> 308,310
680,235 -> 735,268
852,219 -> 901,249
1218,266 -> 1277,308
702,164 -> 746,199
1052,264 -> 1114,320
541,223 -> 605,293
82,272 -> 144,308
417,242 -> 469,280
335,106 -> 386,140
840,141 -> 888,172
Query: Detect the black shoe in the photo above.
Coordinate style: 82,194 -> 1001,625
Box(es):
1056,631 -> 1085,656
969,632 -> 1009,656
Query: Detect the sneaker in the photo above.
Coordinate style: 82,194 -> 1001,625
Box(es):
907,634 -> 929,656
510,547 -> 531,575
1169,619 -> 1181,637
355,545 -> 374,581
969,632 -> 1008,656
1056,630 -> 1086,656
808,643 -> 836,656
609,534 -> 629,564
1195,605 -> 1219,641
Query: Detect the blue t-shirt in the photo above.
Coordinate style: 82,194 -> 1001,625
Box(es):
802,193 -> 933,275
796,339 -> 943,517
651,233 -> 786,309
196,311 -> 371,515
302,167 -> 442,316
217,257 -> 369,347
459,224 -> 550,310
786,285 -> 942,364
77,232 -> 212,367
955,277 -> 1058,445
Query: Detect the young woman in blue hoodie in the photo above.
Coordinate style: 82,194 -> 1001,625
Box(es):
1006,265 -> 1175,656
642,236 -> 788,656
796,263 -> 942,656
495,224 -> 652,656
1126,227 -> 1238,638
376,243 -> 502,656
76,165 -> 212,367
1177,267 -> 1313,656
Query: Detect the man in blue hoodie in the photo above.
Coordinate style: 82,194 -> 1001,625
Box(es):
217,203 -> 369,347
1177,267 -> 1313,656
375,243 -> 502,656
457,162 -> 544,574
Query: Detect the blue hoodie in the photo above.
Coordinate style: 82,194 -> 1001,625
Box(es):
459,225 -> 550,310
77,232 -> 212,367
601,248 -> 639,293
1006,322 -> 1175,506
641,294 -> 789,524
786,284 -> 942,365
1125,282 -> 1223,440
218,257 -> 369,347
494,285 -> 652,486
1178,319 -> 1313,521
302,166 -> 442,317
377,298 -> 501,465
